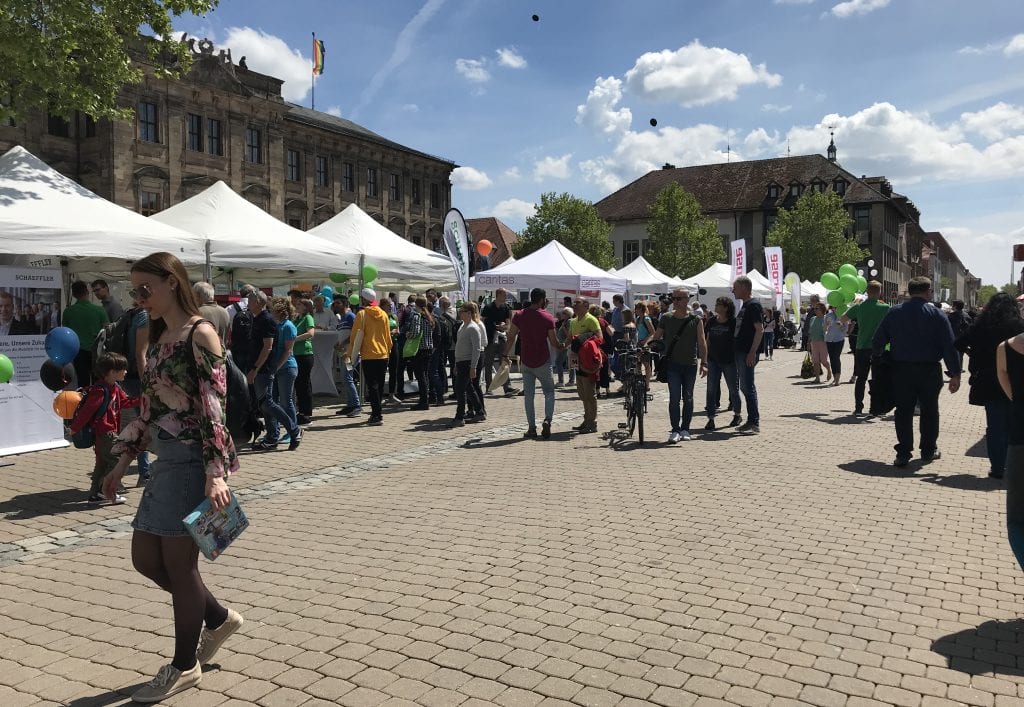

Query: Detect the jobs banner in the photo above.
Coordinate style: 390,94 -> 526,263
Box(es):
730,239 -> 746,282
763,246 -> 784,311
0,266 -> 68,456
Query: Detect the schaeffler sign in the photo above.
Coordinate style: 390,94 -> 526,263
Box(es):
764,246 -> 784,310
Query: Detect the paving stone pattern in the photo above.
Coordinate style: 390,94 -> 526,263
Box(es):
1,351 -> 1023,706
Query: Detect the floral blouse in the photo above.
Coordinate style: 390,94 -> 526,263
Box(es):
115,333 -> 239,478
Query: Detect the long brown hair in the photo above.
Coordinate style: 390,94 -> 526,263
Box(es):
131,252 -> 201,344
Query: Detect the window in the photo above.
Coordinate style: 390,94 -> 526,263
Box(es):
834,179 -> 847,195
854,207 -> 870,234
412,179 -> 421,205
245,127 -> 262,164
767,184 -> 780,199
47,113 -> 70,138
623,240 -> 640,264
342,162 -> 354,192
765,211 -> 777,234
389,173 -> 401,200
315,156 -> 329,187
138,101 -> 158,143
139,190 -> 161,216
430,182 -> 440,209
287,216 -> 304,229
206,118 -> 222,156
367,167 -> 378,197
789,183 -> 802,197
187,114 -> 203,152
287,149 -> 301,182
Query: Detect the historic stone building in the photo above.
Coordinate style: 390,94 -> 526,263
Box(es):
594,142 -> 971,303
0,37 -> 457,250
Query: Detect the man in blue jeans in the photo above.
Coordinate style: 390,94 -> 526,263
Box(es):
503,288 -> 564,439
732,276 -> 764,435
649,288 -> 708,443
334,297 -> 362,417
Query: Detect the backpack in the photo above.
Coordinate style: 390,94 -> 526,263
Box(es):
70,385 -> 111,449
229,307 -> 254,360
95,308 -> 138,371
186,320 -> 260,445
435,313 -> 454,352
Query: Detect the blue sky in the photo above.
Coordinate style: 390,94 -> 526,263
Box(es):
176,0 -> 1024,285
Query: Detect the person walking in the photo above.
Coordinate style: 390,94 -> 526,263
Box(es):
291,299 -> 316,424
553,307 -> 573,387
704,296 -> 742,431
449,302 -> 484,427
404,297 -> 435,411
63,280 -> 109,386
996,333 -> 1024,571
346,288 -> 393,426
503,288 -> 563,439
824,305 -> 847,387
650,288 -> 707,443
762,310 -> 776,360
808,302 -> 832,385
873,277 -> 961,467
958,293 -> 1024,478
123,290 -> 152,482
91,279 -> 125,322
481,288 -> 516,395
102,252 -> 241,703
193,282 -> 229,345
732,276 -> 764,434
635,301 -> 655,381
334,297 -> 362,418
841,281 -> 890,415
569,298 -> 603,433
253,297 -> 302,451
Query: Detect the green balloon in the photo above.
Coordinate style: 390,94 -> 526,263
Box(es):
329,273 -> 349,284
838,263 -> 858,278
0,354 -> 12,383
839,273 -> 858,292
826,290 -> 845,307
843,289 -> 856,303
349,294 -> 360,305
820,272 -> 840,290
362,264 -> 378,282
364,281 -> 374,290
856,275 -> 867,292
836,303 -> 849,316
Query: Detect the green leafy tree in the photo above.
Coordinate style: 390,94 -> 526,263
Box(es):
767,190 -> 865,279
645,182 -> 725,278
1001,283 -> 1020,297
513,192 -> 615,269
1,0 -> 219,123
976,284 -> 998,305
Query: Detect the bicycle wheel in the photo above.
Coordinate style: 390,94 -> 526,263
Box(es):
624,380 -> 636,438
633,383 -> 645,444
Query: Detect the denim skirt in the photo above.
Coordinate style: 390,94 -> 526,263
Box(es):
132,426 -> 206,537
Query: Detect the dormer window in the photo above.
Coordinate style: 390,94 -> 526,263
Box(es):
767,184 -> 781,199
789,183 -> 802,197
833,179 -> 847,195
811,180 -> 827,193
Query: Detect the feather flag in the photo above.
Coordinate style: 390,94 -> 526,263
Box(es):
312,38 -> 326,76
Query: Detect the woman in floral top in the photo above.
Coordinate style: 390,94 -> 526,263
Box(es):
102,252 -> 242,703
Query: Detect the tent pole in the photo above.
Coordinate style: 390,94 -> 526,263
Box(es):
204,240 -> 212,283
358,254 -> 366,404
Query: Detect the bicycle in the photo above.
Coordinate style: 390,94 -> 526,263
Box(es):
604,339 -> 655,446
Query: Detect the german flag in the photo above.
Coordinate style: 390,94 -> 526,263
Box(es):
312,38 -> 325,76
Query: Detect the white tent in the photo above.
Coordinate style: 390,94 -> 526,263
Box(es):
151,181 -> 360,282
474,240 -> 629,294
679,262 -> 774,303
308,204 -> 457,289
612,256 -> 685,293
0,146 -> 207,273
749,269 -> 788,306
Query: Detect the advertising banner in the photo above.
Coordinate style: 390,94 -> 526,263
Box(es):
730,239 -> 746,282
786,272 -> 801,325
764,246 -> 784,310
0,266 -> 67,455
443,208 -> 471,299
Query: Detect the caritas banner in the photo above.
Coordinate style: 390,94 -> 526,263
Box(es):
442,208 -> 471,299
764,246 -> 784,310
730,239 -> 746,282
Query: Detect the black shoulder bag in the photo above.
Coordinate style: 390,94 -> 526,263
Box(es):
655,317 -> 690,383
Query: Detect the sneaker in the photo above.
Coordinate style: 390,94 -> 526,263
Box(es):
524,427 -> 538,439
466,413 -> 486,423
894,454 -> 911,468
196,608 -> 243,665
737,422 -> 759,434
367,415 -> 383,426
727,414 -> 742,428
346,407 -> 363,418
385,395 -> 402,406
704,419 -> 716,431
681,430 -> 692,441
854,405 -> 864,416
989,470 -> 1005,479
296,414 -> 311,425
506,388 -> 520,397
577,422 -> 598,434
87,493 -> 126,505
449,418 -> 465,428
541,420 -> 551,439
668,431 -> 681,444
920,449 -> 941,462
131,663 -> 202,703
116,484 -> 129,495
288,431 -> 302,451
335,405 -> 355,416
253,440 -> 278,451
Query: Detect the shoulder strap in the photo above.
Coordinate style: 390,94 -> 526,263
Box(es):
91,385 -> 112,421
664,317 -> 689,357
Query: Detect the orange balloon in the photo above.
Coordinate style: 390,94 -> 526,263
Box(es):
476,239 -> 493,257
53,390 -> 82,419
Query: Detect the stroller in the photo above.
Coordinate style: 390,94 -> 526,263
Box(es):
776,320 -> 798,349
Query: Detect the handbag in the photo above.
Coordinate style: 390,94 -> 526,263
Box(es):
402,312 -> 423,358
655,318 -> 689,383
800,352 -> 814,379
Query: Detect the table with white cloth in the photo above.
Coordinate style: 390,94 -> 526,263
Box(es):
311,330 -> 340,396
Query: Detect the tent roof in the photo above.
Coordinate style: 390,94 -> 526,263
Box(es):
151,181 -> 359,281
0,146 -> 208,273
613,256 -> 684,292
308,204 -> 457,289
474,241 -> 629,292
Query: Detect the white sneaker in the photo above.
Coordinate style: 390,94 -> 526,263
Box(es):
681,430 -> 692,441
132,663 -> 202,703
668,431 -> 681,444
196,608 -> 244,665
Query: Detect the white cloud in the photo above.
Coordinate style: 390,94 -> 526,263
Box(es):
450,166 -> 493,190
325,106 -> 343,117
503,167 -> 522,180
533,154 -> 573,182
743,128 -> 782,157
936,219 -> 1024,285
762,103 -> 792,113
958,34 -> 1024,56
576,76 -> 633,137
623,41 -> 781,108
455,57 -> 491,83
496,47 -> 527,69
222,27 -> 312,102
491,198 -> 536,221
829,0 -> 890,18
401,103 -> 419,113
1006,34 -> 1024,56
959,102 -> 1024,141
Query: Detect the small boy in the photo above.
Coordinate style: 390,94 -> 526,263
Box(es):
68,352 -> 140,505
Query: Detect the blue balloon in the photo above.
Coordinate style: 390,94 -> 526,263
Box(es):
45,327 -> 80,365
320,286 -> 334,300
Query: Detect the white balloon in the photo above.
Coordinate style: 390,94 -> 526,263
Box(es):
867,259 -> 875,267
858,269 -> 864,276
870,269 -> 878,276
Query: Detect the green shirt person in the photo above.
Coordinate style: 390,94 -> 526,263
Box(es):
840,280 -> 891,415
62,281 -> 108,353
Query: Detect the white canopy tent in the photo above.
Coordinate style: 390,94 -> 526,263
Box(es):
679,262 -> 773,304
308,204 -> 457,289
611,256 -> 685,294
473,240 -> 629,295
151,181 -> 360,283
0,146 -> 208,274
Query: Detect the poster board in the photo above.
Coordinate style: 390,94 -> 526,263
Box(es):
0,266 -> 68,455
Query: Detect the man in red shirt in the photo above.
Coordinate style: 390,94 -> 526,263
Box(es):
503,288 -> 564,439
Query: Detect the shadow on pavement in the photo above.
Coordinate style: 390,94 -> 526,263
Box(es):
932,619 -> 1024,677
780,411 -> 863,425
966,436 -> 988,458
838,459 -> 1002,491
65,686 -> 142,706
0,488 -> 96,520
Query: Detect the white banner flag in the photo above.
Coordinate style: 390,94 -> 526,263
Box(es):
730,239 -> 746,282
443,208 -> 470,299
764,246 -> 784,311
785,272 -> 801,325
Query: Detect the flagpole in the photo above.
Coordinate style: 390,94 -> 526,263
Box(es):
311,32 -> 315,111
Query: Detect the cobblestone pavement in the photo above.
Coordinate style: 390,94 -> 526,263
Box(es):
2,350 -> 1023,706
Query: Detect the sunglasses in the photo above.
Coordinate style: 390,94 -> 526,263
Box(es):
127,283 -> 154,301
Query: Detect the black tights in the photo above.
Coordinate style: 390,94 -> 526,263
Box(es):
132,530 -> 228,670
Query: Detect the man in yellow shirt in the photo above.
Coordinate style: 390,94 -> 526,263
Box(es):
346,288 -> 393,425
568,297 -> 603,432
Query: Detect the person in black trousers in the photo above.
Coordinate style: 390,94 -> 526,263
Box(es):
872,277 -> 961,467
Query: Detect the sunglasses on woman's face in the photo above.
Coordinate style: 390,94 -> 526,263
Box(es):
127,283 -> 154,301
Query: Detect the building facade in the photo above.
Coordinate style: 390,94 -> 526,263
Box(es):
0,37 -> 457,250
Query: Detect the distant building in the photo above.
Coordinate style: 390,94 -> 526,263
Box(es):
466,217 -> 518,268
0,36 -> 457,248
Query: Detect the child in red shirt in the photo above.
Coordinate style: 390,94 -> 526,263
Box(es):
69,352 -> 140,505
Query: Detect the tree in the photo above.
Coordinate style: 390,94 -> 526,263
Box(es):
976,284 -> 998,305
513,192 -> 615,270
766,190 -> 865,279
645,183 -> 724,278
1001,283 -> 1020,297
1,1 -> 219,123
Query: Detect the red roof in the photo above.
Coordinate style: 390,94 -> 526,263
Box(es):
466,217 -> 518,266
